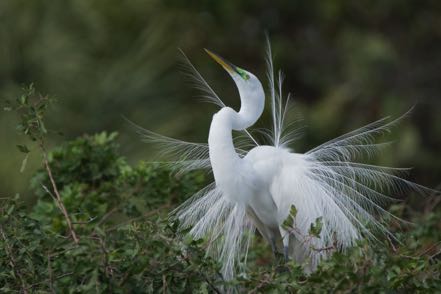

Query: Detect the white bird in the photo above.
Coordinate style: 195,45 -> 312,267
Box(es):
134,41 -> 434,280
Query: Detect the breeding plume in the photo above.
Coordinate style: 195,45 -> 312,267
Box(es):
135,42 -> 434,279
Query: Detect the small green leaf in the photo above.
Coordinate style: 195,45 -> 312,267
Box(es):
16,144 -> 30,153
282,215 -> 294,230
37,103 -> 47,111
19,94 -> 28,105
282,205 -> 298,230
7,204 -> 15,215
20,153 -> 29,173
39,120 -> 47,134
289,205 -> 298,218
309,216 -> 323,238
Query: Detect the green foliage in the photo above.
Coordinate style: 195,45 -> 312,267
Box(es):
32,132 -> 124,191
1,133 -> 440,292
3,84 -> 54,174
1,132 -> 217,292
308,217 -> 323,238
1,198 -> 222,293
282,204 -> 297,230
29,132 -> 205,234
4,84 -> 51,142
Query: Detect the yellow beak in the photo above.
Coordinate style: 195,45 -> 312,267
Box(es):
204,49 -> 235,74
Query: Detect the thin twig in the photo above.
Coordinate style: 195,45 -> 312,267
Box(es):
311,245 -> 336,253
105,204 -> 170,232
430,248 -> 441,259
249,273 -> 273,294
418,241 -> 441,257
95,206 -> 119,227
179,252 -> 221,294
72,216 -> 98,225
40,142 -> 79,244
0,226 -> 29,293
386,234 -> 398,253
26,272 -> 74,290
162,274 -> 167,294
47,253 -> 55,294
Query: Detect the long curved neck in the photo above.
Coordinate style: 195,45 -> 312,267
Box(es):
208,76 -> 265,195
207,107 -> 243,199
208,107 -> 241,170
208,105 -> 262,190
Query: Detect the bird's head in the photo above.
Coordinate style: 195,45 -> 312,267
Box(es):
205,48 -> 260,90
205,49 -> 265,129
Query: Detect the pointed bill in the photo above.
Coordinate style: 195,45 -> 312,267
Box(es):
204,49 -> 236,74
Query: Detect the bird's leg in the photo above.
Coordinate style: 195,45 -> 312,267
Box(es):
270,237 -> 281,260
270,237 -> 286,267
270,237 -> 278,257
283,246 -> 289,262
271,237 -> 289,273
280,227 -> 290,262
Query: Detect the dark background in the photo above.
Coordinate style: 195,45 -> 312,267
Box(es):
1,0 -> 440,200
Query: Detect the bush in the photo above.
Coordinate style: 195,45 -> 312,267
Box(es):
29,132 -> 205,233
1,132 -> 440,293
1,132 -> 217,292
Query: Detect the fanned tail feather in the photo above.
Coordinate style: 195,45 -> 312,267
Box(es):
276,107 -> 437,269
171,184 -> 254,280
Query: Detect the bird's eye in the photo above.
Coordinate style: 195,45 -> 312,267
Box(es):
236,67 -> 250,81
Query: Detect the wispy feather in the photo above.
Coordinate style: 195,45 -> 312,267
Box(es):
179,49 -> 259,146
264,37 -> 303,148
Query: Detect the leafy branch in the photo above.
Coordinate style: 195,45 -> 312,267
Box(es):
282,205 -> 335,254
4,84 -> 79,244
0,225 -> 29,293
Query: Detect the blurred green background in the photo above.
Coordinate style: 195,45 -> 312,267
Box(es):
1,0 -> 440,200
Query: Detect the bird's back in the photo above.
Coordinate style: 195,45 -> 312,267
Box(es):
244,146 -> 308,222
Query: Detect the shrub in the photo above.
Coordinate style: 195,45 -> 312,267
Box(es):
1,132 -> 440,293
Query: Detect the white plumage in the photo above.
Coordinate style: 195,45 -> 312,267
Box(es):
134,41 -> 434,280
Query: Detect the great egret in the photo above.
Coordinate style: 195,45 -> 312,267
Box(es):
134,41 -> 434,280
